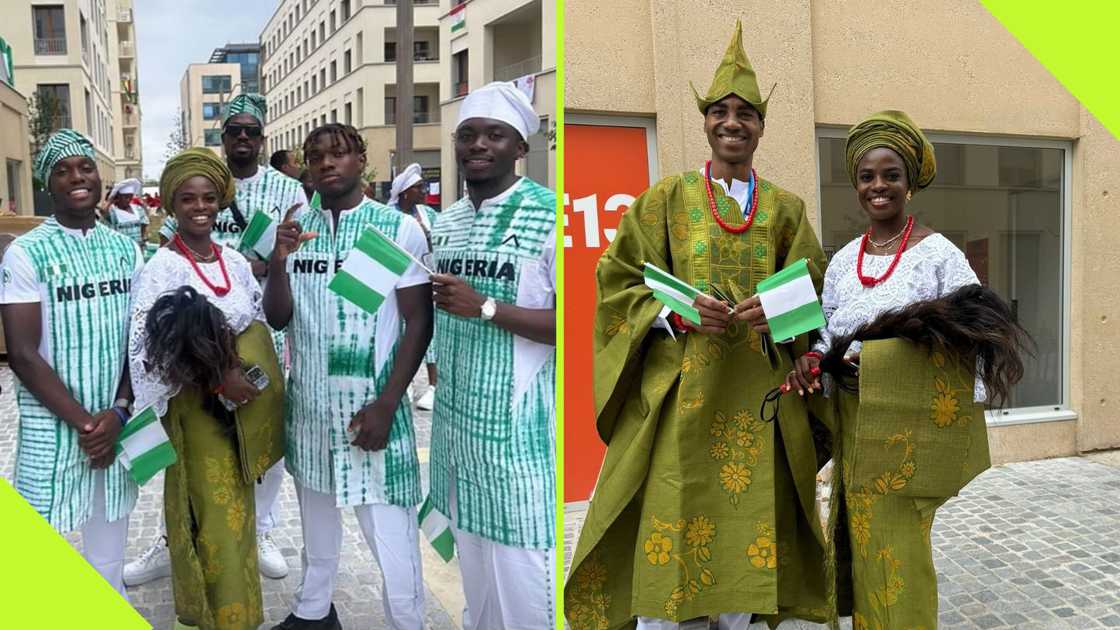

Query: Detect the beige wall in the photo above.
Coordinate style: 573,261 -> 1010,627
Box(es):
439,0 -> 556,204
108,0 -> 142,181
180,63 -> 242,157
0,83 -> 34,215
261,0 -> 444,183
565,0 -> 1120,459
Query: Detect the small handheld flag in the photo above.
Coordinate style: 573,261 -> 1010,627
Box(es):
418,496 -> 455,562
329,225 -> 424,314
114,406 -> 176,486
238,209 -> 279,260
755,258 -> 825,343
643,263 -> 703,326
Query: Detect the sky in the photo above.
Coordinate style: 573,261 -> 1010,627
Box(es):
135,0 -> 279,181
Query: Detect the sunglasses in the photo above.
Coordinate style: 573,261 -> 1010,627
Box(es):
223,124 -> 263,138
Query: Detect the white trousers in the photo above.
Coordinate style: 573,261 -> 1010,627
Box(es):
82,469 -> 130,600
291,481 -> 425,628
449,482 -> 555,630
636,613 -> 753,629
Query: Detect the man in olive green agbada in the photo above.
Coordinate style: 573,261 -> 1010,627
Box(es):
565,21 -> 832,629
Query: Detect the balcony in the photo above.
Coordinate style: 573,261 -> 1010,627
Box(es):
119,41 -> 134,57
118,9 -> 132,22
122,110 -> 139,127
494,55 -> 541,82
34,38 -> 66,55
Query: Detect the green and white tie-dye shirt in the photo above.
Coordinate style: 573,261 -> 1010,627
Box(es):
284,198 -> 430,507
106,201 -> 149,247
0,219 -> 142,532
428,177 -> 557,550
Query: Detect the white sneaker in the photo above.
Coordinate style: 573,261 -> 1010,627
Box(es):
123,536 -> 171,586
257,532 -> 289,579
417,386 -> 435,411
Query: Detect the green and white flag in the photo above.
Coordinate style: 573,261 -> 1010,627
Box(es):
756,258 -> 826,343
238,209 -> 278,259
114,406 -> 176,486
643,262 -> 702,326
418,496 -> 455,562
328,225 -> 418,314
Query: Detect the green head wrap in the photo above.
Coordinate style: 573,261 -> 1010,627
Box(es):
845,110 -> 937,193
691,20 -> 775,118
223,93 -> 267,125
34,128 -> 95,183
160,148 -> 236,213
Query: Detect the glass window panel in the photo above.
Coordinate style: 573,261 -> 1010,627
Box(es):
818,136 -> 1063,410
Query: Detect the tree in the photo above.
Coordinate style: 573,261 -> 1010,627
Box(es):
165,108 -> 189,161
27,90 -> 61,189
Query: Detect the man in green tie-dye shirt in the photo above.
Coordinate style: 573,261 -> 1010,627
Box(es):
0,129 -> 142,599
429,81 -> 557,629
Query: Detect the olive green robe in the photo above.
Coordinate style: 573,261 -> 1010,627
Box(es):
164,322 -> 285,630
565,172 -> 831,628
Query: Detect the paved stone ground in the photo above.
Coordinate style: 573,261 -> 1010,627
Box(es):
0,366 -> 464,630
565,453 -> 1120,629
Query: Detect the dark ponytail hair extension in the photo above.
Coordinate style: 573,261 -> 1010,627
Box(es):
143,286 -> 238,394
819,284 -> 1034,409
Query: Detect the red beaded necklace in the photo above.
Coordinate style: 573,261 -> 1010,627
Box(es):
703,160 -> 759,234
856,215 -> 914,288
172,234 -> 231,296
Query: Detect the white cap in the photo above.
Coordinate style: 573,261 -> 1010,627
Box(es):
455,81 -> 539,141
389,163 -> 423,206
109,177 -> 142,201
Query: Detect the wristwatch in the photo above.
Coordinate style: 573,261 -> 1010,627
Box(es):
113,398 -> 131,414
480,297 -> 497,321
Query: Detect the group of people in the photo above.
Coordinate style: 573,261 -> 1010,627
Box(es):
1,80 -> 556,630
565,21 -> 1027,630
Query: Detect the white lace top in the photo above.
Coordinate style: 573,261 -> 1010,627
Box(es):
813,233 -> 985,401
129,245 -> 264,417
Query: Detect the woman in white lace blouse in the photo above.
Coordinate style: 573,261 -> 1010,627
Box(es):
128,148 -> 283,630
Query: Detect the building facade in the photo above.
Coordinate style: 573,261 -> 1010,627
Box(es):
563,0 -> 1120,501
179,43 -> 260,156
0,78 -> 34,215
438,0 -> 556,205
0,0 -> 143,196
259,0 -> 443,196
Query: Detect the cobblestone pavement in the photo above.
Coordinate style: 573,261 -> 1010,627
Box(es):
0,367 -> 463,629
565,453 -> 1120,629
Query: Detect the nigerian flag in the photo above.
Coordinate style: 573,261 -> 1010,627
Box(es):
328,225 -> 413,314
418,496 -> 455,562
643,262 -> 702,326
115,406 -> 176,486
756,258 -> 825,343
238,210 -> 278,259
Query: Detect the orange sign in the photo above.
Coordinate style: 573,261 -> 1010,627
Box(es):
563,123 -> 652,502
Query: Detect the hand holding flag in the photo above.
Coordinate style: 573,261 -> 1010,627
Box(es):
739,258 -> 826,343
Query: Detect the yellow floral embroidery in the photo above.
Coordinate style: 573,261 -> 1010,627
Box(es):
227,501 -> 246,536
216,602 -> 248,627
670,210 -> 690,241
680,393 -> 705,410
870,547 -> 905,610
745,523 -> 777,570
930,391 -> 959,428
850,510 -> 872,550
643,531 -> 673,566
566,552 -> 611,630
848,432 -> 915,558
929,352 -> 973,428
709,409 -> 766,506
643,515 -> 718,618
605,314 -> 630,338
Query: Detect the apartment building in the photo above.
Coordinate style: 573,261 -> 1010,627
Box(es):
0,0 -> 143,195
179,43 -> 260,156
259,0 -> 444,196
0,61 -> 34,215
439,0 -> 556,205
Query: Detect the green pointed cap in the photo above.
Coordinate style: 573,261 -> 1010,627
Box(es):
691,20 -> 775,117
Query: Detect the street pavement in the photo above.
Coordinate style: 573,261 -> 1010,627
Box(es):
0,366 -> 463,630
564,448 -> 1120,629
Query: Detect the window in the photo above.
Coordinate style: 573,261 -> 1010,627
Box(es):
84,89 -> 92,138
344,102 -> 352,124
319,22 -> 326,43
341,0 -> 351,21
385,41 -> 396,62
344,49 -> 352,74
319,68 -> 326,89
414,40 -> 432,61
33,5 -> 67,55
311,75 -> 318,93
7,160 -> 23,212
204,128 -> 222,146
384,95 -> 432,124
526,116 -> 549,186
201,75 -> 231,94
202,103 -> 222,120
330,61 -> 338,82
36,84 -> 71,130
311,31 -> 317,49
79,14 -> 89,62
331,109 -> 337,122
817,134 -> 1066,411
330,10 -> 337,32
453,50 -> 469,97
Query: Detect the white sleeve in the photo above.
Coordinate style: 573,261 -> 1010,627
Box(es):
128,253 -> 184,418
227,248 -> 265,325
0,243 -> 42,304
539,225 -> 556,305
937,241 -> 981,295
395,215 -> 431,289
813,261 -> 841,355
